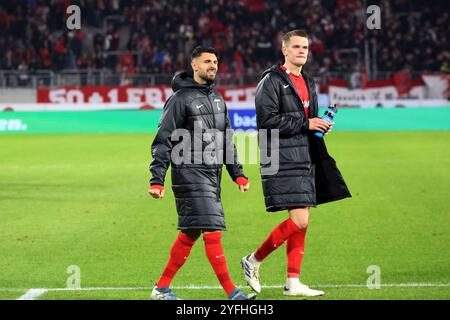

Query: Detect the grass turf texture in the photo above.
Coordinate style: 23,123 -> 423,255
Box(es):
0,132 -> 449,300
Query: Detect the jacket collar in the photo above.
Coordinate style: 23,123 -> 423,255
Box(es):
171,71 -> 215,94
262,64 -> 317,117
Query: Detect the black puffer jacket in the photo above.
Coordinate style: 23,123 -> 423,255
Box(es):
255,64 -> 350,212
150,71 -> 245,230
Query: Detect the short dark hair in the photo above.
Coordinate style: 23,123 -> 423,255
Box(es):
282,29 -> 309,46
190,46 -> 218,60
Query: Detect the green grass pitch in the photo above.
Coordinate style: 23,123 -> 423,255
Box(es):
0,131 -> 449,300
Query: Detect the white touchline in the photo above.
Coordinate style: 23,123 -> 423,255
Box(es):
17,289 -> 48,300
0,163 -> 143,170
9,282 -> 450,299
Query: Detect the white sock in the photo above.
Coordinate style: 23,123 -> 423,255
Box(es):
248,252 -> 261,266
286,277 -> 301,289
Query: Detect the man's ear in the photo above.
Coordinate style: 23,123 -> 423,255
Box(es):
281,45 -> 287,57
191,59 -> 197,72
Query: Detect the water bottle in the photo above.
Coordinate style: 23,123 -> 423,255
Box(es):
314,104 -> 337,138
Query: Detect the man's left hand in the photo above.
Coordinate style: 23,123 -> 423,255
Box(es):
236,177 -> 250,192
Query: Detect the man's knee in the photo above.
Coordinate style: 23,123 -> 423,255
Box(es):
288,207 -> 310,230
299,222 -> 309,230
292,219 -> 308,230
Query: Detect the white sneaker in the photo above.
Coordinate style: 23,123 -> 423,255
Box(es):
241,254 -> 261,293
150,286 -> 180,300
284,280 -> 325,297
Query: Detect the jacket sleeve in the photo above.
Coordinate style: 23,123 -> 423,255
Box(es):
149,94 -> 185,185
224,104 -> 246,181
255,74 -> 309,135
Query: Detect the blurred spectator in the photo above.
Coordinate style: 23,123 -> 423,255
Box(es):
0,0 -> 448,79
117,50 -> 137,85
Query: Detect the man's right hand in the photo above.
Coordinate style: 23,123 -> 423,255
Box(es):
308,117 -> 334,134
149,185 -> 165,199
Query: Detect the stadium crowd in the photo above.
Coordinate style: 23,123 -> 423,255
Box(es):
0,0 -> 448,77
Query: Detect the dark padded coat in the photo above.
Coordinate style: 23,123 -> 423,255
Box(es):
255,64 -> 351,212
149,72 -> 245,230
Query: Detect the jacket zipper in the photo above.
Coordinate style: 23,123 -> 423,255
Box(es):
207,92 -> 220,201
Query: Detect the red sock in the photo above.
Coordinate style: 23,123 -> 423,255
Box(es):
254,218 -> 301,262
286,226 -> 307,278
203,231 -> 236,295
156,232 -> 197,288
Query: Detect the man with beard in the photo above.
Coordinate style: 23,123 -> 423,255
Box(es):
149,46 -> 255,300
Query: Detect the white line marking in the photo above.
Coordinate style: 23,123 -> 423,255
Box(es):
314,283 -> 450,288
4,282 -> 450,297
17,289 -> 48,300
0,163 -> 144,170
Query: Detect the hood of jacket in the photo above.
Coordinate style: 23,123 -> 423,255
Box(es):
171,71 -> 214,93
